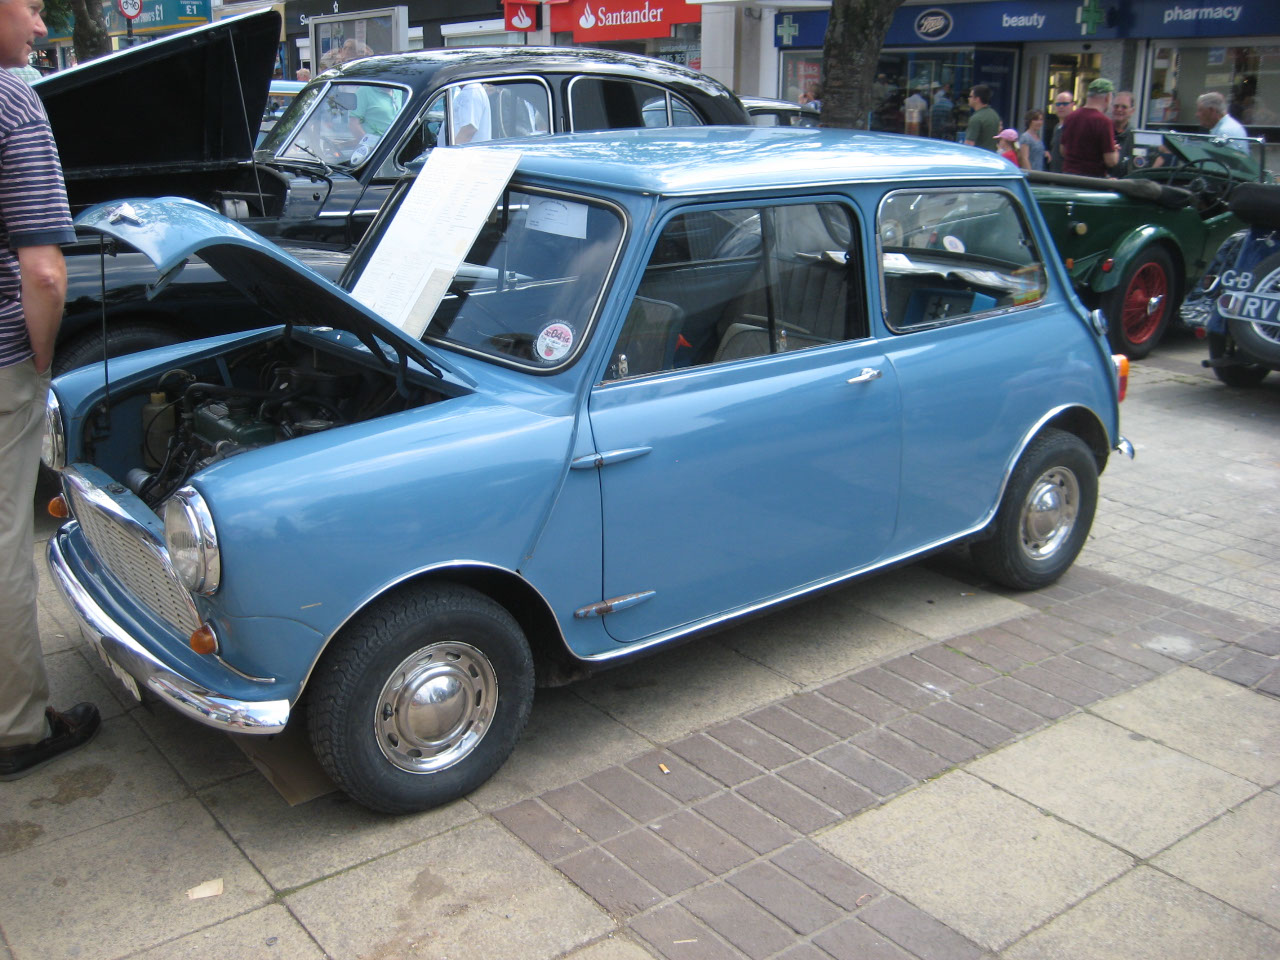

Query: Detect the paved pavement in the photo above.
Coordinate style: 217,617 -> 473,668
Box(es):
3,335 -> 1278,960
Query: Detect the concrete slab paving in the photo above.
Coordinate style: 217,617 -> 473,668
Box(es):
131,702 -> 257,791
0,799 -> 272,960
844,566 -> 1034,641
1003,866 -> 1280,960
969,713 -> 1258,858
721,589 -> 930,686
564,934 -> 662,960
572,639 -> 799,744
126,905 -> 326,960
816,771 -> 1132,951
42,646 -> 130,720
285,818 -> 612,960
1091,667 -> 1280,785
468,687 -> 653,812
201,772 -> 481,891
1153,789 -> 1280,929
0,713 -> 188,857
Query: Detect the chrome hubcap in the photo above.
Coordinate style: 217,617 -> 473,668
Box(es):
1019,467 -> 1080,561
1146,294 -> 1164,316
375,641 -> 497,774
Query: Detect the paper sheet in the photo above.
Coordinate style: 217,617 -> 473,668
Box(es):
351,147 -> 522,338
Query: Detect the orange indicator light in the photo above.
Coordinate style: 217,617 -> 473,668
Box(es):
47,495 -> 69,519
189,624 -> 219,655
1112,354 -> 1129,402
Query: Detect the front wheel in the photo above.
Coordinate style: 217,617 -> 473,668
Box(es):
309,584 -> 534,814
971,429 -> 1099,590
1103,246 -> 1177,360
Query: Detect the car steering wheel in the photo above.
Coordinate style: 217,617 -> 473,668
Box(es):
1184,157 -> 1233,203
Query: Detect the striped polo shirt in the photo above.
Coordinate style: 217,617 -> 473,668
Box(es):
0,70 -> 76,369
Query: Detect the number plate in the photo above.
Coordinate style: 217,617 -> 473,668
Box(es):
91,639 -> 141,702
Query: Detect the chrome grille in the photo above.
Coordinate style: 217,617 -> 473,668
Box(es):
66,482 -> 200,635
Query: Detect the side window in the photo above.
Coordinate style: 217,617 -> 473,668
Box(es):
386,81 -> 551,174
570,79 -> 705,131
605,202 -> 865,381
879,190 -> 1047,332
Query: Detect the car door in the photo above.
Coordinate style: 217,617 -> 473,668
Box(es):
586,199 -> 903,644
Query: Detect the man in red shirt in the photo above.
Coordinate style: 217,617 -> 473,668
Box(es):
1060,77 -> 1119,178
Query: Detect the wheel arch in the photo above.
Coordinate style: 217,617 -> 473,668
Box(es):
304,562 -> 580,697
1092,227 -> 1185,301
1042,405 -> 1111,474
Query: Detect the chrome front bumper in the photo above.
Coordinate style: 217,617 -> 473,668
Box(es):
47,532 -> 290,735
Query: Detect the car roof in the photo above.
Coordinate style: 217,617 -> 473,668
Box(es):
324,46 -> 747,123
461,126 -> 1018,195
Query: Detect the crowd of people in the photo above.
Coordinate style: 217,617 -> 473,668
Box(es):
845,73 -> 1259,177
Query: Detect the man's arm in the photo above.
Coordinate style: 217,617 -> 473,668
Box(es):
18,244 -> 67,373
1102,149 -> 1119,168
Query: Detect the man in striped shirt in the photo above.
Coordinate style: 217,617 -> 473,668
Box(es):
0,0 -> 99,781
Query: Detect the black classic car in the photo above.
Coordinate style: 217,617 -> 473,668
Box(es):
39,10 -> 749,371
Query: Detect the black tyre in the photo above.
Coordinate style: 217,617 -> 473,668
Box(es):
1207,333 -> 1270,388
1103,246 -> 1177,360
1223,252 -> 1280,368
309,583 -> 534,814
971,429 -> 1099,591
52,321 -> 184,376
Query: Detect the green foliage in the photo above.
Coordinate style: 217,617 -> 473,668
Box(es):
43,0 -> 74,33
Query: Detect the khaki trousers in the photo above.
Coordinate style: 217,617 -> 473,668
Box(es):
0,359 -> 52,747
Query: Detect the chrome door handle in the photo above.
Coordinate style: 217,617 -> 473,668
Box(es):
847,367 -> 882,384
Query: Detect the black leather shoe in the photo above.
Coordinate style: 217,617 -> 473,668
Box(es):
0,703 -> 101,781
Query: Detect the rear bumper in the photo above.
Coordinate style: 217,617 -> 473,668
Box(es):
47,530 -> 290,734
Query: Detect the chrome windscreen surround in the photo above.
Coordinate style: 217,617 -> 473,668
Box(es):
61,466 -> 201,635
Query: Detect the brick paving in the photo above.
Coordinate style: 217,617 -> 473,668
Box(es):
495,570 -> 1280,960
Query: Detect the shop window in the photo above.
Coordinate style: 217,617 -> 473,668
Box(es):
1147,45 -> 1280,132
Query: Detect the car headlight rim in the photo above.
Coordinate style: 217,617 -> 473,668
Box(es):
41,389 -> 66,471
163,486 -> 220,596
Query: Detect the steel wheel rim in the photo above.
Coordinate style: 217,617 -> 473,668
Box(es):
1121,263 -> 1168,344
375,641 -> 498,774
1019,466 -> 1080,561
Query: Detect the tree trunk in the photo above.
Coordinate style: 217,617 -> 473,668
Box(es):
820,0 -> 905,129
68,0 -> 113,64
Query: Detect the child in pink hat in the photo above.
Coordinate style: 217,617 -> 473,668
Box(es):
994,128 -> 1020,165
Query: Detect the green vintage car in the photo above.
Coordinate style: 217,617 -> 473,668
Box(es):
1030,132 -> 1268,359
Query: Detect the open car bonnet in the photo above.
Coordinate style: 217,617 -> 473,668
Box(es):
75,197 -> 450,380
1159,131 -> 1265,179
35,10 -> 280,179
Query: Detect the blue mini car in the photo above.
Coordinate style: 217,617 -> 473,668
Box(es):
44,128 -> 1130,812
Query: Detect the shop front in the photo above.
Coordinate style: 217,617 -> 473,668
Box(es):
503,0 -> 704,67
40,0 -> 213,69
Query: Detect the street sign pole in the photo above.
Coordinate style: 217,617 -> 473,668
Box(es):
117,0 -> 142,46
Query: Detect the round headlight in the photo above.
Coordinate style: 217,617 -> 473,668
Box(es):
41,389 -> 65,470
163,487 -> 220,595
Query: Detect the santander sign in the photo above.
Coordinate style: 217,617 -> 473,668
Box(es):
551,0 -> 700,40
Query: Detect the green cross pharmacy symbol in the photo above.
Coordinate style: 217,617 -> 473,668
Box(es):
1076,0 -> 1105,35
776,15 -> 800,46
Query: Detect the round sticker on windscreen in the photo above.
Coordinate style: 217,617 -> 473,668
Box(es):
536,322 -> 574,362
942,234 -> 966,253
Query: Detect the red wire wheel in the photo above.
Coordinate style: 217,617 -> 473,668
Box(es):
1104,246 -> 1175,360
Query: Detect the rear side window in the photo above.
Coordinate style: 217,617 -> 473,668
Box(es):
569,78 -> 704,130
878,190 -> 1046,332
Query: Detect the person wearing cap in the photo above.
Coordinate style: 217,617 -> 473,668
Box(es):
994,128 -> 1020,165
964,84 -> 1001,152
1060,77 -> 1118,177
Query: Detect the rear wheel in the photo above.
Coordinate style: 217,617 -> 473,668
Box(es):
971,429 -> 1099,590
1208,333 -> 1270,387
1104,246 -> 1176,360
309,583 -> 534,814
